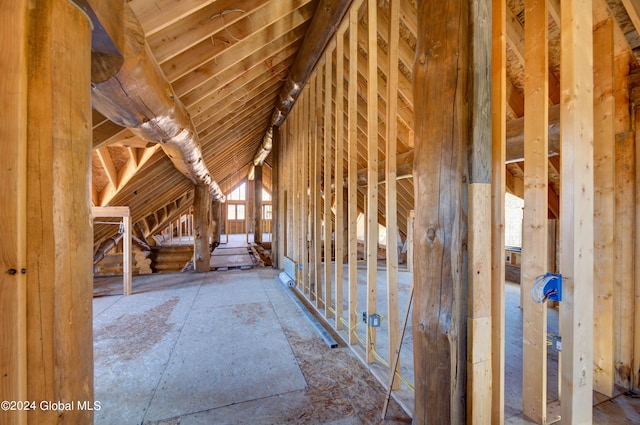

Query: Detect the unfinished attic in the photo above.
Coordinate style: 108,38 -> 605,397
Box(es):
3,0 -> 640,423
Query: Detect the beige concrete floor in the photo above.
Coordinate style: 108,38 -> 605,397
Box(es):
93,266 -> 640,424
93,269 -> 410,425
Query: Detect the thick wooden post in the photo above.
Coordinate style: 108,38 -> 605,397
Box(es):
413,0 -> 469,423
193,184 -> 211,273
212,200 -> 221,248
255,166 -> 263,244
0,2 -> 28,424
26,1 -> 94,423
559,0 -> 594,422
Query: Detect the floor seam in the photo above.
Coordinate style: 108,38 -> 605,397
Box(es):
139,274 -> 208,425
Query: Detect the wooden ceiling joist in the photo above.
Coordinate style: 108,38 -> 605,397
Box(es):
91,3 -> 225,201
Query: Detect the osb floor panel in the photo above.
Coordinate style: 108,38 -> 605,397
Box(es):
209,246 -> 255,269
93,269 -> 410,425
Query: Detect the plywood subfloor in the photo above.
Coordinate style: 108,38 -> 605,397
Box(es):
93,269 -> 411,425
209,246 -> 255,269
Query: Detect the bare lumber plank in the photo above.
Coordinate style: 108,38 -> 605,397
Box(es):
0,2 -> 28,423
413,0 -> 469,422
335,28 -> 346,330
365,0 -> 379,365
347,5 -> 360,345
593,17 -> 616,398
315,71 -> 324,310
128,0 -> 210,36
468,0 -> 493,422
635,108 -> 640,401
301,93 -> 310,295
491,0 -> 507,421
406,210 -> 414,273
559,1 -> 594,422
123,214 -> 132,294
522,0 -> 549,422
324,50 -> 334,320
26,1 -> 93,422
385,0 -> 401,391
615,131 -> 635,389
149,0 -> 273,64
468,185 -> 492,424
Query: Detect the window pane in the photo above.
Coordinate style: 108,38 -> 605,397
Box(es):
263,205 -> 272,220
238,183 -> 246,200
262,188 -> 272,202
237,204 -> 245,220
229,182 -> 247,201
227,205 -> 236,220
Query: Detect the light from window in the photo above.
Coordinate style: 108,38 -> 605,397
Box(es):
262,188 -> 272,202
228,182 -> 246,201
505,193 -> 524,247
228,204 -> 236,220
263,204 -> 272,220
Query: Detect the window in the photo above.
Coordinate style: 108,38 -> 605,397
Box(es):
227,204 -> 245,220
505,193 -> 524,247
263,204 -> 272,220
228,182 -> 246,201
261,188 -> 272,202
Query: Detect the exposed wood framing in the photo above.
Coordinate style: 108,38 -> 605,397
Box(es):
365,0 -> 379,365
615,131 -> 635,389
412,0 -> 469,422
335,28 -> 346,330
385,0 -> 401,391
324,52 -> 334,320
559,1 -> 594,422
0,2 -> 28,422
468,0 -> 492,423
255,165 -> 263,244
193,184 -> 211,273
92,206 -> 132,294
315,71 -> 324,309
347,4 -> 360,346
491,0 -> 507,422
26,2 -> 94,423
593,17 -> 616,398
521,0 -> 549,422
309,76 -> 318,298
91,4 -> 225,201
301,93 -> 310,295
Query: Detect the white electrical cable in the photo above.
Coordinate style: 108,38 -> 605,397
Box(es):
531,273 -> 558,304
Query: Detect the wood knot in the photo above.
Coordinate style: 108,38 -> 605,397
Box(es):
427,227 -> 436,242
